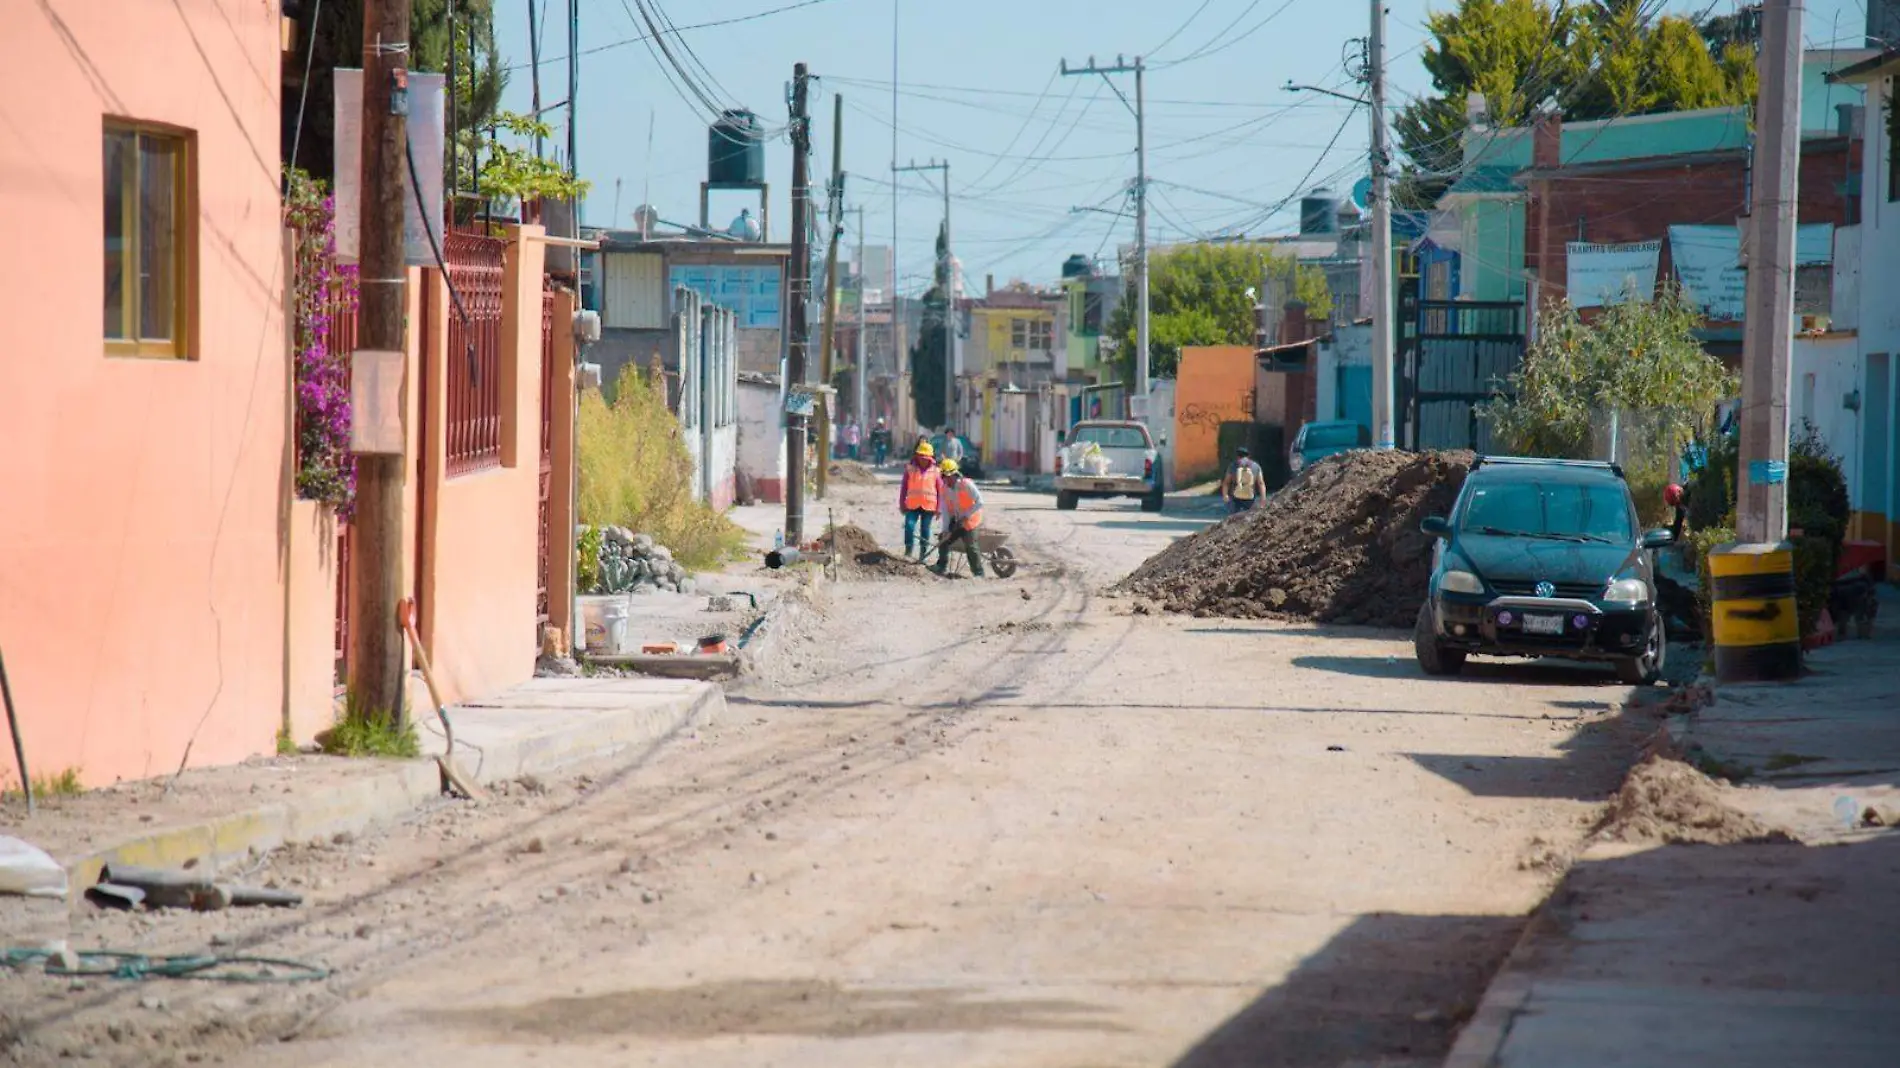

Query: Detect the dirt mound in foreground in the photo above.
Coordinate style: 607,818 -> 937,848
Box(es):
1117,450 -> 1473,627
825,461 -> 880,485
1598,755 -> 1791,845
819,524 -> 924,581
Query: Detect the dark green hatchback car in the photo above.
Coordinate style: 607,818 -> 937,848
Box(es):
1415,456 -> 1677,684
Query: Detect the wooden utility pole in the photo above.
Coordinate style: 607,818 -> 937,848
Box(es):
784,63 -> 813,544
1737,0 -> 1803,544
853,205 -> 868,431
816,94 -> 845,497
1059,56 -> 1147,404
350,0 -> 413,724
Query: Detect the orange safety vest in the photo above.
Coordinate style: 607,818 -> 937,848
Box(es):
902,464 -> 941,511
944,481 -> 984,529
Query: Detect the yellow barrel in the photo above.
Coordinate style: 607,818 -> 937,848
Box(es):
1708,541 -> 1801,682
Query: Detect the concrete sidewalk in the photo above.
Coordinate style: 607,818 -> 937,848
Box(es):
1447,586 -> 1900,1068
4,676 -> 723,913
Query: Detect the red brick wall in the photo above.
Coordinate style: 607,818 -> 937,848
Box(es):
1526,138 -> 1859,312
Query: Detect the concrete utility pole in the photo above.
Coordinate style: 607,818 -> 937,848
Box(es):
853,206 -> 869,431
894,159 -> 952,428
1737,0 -> 1804,544
1368,2 -> 1395,449
784,63 -> 813,545
1060,55 -> 1147,403
350,0 -> 413,723
816,94 -> 846,497
528,0 -> 542,159
566,0 -> 578,177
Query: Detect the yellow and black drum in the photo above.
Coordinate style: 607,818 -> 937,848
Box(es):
1708,542 -> 1801,682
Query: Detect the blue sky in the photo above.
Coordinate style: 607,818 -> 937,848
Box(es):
493,1 -> 1870,295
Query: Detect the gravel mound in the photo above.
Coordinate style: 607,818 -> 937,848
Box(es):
819,524 -> 923,581
1117,450 -> 1474,627
1599,755 -> 1791,845
826,461 -> 880,485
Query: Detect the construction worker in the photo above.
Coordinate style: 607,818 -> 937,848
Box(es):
1221,445 -> 1267,515
870,418 -> 893,466
899,442 -> 942,561
933,459 -> 986,577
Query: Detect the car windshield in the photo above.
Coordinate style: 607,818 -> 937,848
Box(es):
1070,425 -> 1149,449
1460,478 -> 1633,542
1305,423 -> 1362,448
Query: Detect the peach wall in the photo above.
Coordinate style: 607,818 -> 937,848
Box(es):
0,1 -> 286,787
415,229 -> 547,704
284,500 -> 340,744
1172,346 -> 1257,486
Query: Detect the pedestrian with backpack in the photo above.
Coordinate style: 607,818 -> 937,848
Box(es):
1221,446 -> 1266,515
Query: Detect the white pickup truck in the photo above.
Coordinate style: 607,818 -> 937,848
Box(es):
1054,420 -> 1164,512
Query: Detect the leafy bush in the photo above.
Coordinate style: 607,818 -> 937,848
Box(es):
576,525 -> 603,594
1682,422 -> 1850,638
1483,287 -> 1734,466
577,366 -> 746,570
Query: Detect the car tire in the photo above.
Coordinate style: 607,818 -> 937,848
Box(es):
1414,602 -> 1466,676
1140,484 -> 1164,512
1615,612 -> 1667,685
1056,491 -> 1078,511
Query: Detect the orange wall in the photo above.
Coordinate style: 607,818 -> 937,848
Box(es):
0,1 -> 287,786
1172,346 -> 1257,486
414,229 -> 548,704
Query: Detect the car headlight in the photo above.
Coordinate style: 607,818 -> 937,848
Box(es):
1440,569 -> 1484,595
1604,577 -> 1648,604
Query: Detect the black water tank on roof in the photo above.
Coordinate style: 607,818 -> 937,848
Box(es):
1299,188 -> 1338,236
709,109 -> 764,186
1061,254 -> 1092,279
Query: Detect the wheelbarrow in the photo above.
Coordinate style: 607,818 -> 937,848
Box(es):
930,528 -> 1019,578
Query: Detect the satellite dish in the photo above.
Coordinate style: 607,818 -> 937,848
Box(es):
1350,177 -> 1373,210
632,204 -> 659,235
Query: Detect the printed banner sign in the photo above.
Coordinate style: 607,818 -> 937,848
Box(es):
333,70 -> 446,266
1670,224 -> 1836,321
1566,240 -> 1661,308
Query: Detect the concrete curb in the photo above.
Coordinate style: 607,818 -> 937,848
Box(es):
1443,962 -> 1536,1068
60,684 -> 723,907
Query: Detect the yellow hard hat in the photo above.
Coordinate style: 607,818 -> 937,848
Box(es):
939,459 -> 960,476
914,442 -> 935,457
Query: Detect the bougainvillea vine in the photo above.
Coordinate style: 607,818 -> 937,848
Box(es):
285,169 -> 358,517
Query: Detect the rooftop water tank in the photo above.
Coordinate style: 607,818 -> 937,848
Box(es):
1299,188 -> 1338,237
1061,254 -> 1092,279
709,109 -> 765,186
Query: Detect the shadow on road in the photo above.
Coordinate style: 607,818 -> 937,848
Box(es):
1169,911 -> 1524,1067
430,978 -> 1124,1041
1292,653 -> 1624,686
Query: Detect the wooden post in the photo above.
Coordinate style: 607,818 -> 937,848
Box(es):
348,0 -> 414,725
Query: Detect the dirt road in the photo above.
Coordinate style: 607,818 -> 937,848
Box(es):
5,480 -> 1652,1067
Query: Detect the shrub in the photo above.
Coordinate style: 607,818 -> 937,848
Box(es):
577,366 -> 747,570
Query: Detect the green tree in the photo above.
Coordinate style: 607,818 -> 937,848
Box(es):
1394,0 -> 1754,209
1104,243 -> 1331,382
289,0 -> 504,189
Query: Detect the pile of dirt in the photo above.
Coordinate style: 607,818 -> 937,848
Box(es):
1117,449 -> 1474,627
826,461 -> 880,485
819,524 -> 924,581
1598,755 -> 1791,845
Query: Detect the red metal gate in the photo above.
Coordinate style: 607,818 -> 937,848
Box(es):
444,229 -> 507,476
537,283 -> 557,633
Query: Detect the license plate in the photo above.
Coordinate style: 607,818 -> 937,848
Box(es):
1095,481 -> 1115,490
1522,614 -> 1564,635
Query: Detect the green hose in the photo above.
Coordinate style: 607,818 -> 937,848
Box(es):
2,948 -> 328,983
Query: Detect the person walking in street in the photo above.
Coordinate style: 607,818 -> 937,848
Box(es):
899,442 -> 943,561
938,426 -> 967,466
1221,446 -> 1267,515
843,419 -> 862,461
932,459 -> 986,577
870,418 -> 893,466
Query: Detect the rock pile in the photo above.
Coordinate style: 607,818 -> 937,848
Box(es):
593,527 -> 697,595
818,524 -> 924,580
1117,449 -> 1474,627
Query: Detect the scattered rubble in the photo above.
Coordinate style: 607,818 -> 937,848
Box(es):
818,524 -> 925,581
590,527 -> 696,595
825,460 -> 880,485
1118,450 -> 1474,627
1597,755 -> 1793,845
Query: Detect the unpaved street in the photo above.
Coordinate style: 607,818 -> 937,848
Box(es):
7,481 -> 1651,1067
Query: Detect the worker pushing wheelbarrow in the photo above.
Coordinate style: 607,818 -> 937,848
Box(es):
928,460 -> 1019,579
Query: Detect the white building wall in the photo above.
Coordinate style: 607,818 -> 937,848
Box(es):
1854,76 -> 1899,543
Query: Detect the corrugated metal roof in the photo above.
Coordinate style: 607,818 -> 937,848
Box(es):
602,253 -> 667,330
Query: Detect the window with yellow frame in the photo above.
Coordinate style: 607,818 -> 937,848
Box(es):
103,121 -> 194,359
